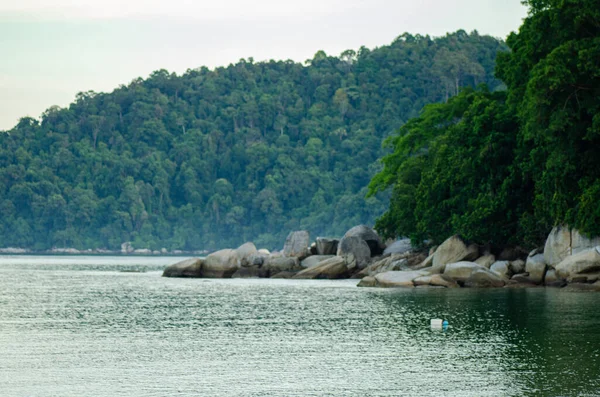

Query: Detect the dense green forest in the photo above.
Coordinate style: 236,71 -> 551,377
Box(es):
0,31 -> 506,251
370,0 -> 600,248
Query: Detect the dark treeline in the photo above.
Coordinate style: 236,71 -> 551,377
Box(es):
0,31 -> 505,251
370,0 -> 600,249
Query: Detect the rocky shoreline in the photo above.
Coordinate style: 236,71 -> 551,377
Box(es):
162,225 -> 600,291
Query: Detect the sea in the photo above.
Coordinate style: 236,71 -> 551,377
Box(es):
1,256 -> 599,396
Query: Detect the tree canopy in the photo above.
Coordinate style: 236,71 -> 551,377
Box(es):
0,31 -> 505,251
371,0 -> 600,248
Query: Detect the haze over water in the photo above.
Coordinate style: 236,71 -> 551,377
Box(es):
1,256 -> 600,396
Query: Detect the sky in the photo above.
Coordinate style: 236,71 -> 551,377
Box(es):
0,0 -> 527,130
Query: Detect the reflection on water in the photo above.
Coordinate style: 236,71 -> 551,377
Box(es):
0,257 -> 599,396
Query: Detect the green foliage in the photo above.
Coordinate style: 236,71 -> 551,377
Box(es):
374,0 -> 600,247
0,31 -> 505,250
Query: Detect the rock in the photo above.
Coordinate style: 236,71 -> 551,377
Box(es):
568,273 -> 600,284
511,273 -> 532,284
544,269 -> 565,287
236,242 -> 258,266
357,276 -> 378,288
121,242 -> 134,254
161,248 -> 168,254
544,226 -> 600,267
529,247 -> 543,257
555,247 -> 600,279
246,253 -> 268,267
162,258 -> 204,278
337,236 -> 372,269
413,275 -> 432,286
414,253 -> 435,270
283,231 -> 310,259
430,274 -> 459,288
134,248 -> 152,255
270,271 -> 297,279
293,256 -> 349,279
432,236 -> 479,273
509,259 -> 526,274
464,269 -> 506,288
261,257 -> 301,278
525,254 -> 547,284
258,248 -> 271,255
490,261 -> 511,279
475,254 -> 496,269
300,255 -> 335,269
231,267 -> 260,278
498,247 -> 526,261
203,249 -> 240,278
383,239 -> 412,255
443,261 -> 486,283
373,270 -> 428,288
315,238 -> 339,255
343,225 -> 385,256
562,282 -> 600,292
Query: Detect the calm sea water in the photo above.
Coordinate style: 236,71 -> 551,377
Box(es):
1,256 -> 600,397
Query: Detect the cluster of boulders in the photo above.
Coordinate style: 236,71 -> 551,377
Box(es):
358,226 -> 600,290
162,225 -> 600,291
162,225 -> 390,279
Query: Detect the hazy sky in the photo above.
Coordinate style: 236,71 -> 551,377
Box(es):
0,0 -> 527,130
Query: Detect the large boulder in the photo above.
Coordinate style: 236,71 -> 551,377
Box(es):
283,231 -> 310,259
373,270 -> 428,288
343,225 -> 385,256
236,242 -> 258,267
162,258 -> 204,278
315,238 -> 339,255
432,236 -> 479,273
261,257 -> 301,278
430,274 -> 460,288
300,255 -> 335,269
337,236 -> 372,269
293,257 -> 349,279
203,249 -> 240,278
526,254 -> 547,284
544,226 -> 600,267
464,269 -> 506,288
490,261 -> 511,279
555,247 -> 600,279
357,276 -> 378,287
443,261 -> 486,283
383,239 -> 412,255
475,254 -> 496,269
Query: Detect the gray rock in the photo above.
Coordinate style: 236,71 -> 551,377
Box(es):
373,270 -> 428,288
337,236 -> 371,269
383,239 -> 412,255
270,271 -> 297,279
246,253 -> 268,267
490,261 -> 511,279
443,261 -> 486,283
343,225 -> 385,256
293,256 -> 348,279
236,242 -> 258,267
231,267 -> 260,278
509,259 -> 526,274
203,249 -> 240,278
258,248 -> 271,255
544,269 -> 563,286
283,231 -> 310,259
475,254 -> 496,269
300,255 -> 335,269
525,254 -> 547,284
544,226 -> 600,267
162,258 -> 203,278
430,274 -> 460,288
413,275 -> 432,286
464,269 -> 506,288
555,247 -> 600,279
357,276 -> 378,288
261,257 -> 301,278
315,237 -> 339,255
432,236 -> 479,273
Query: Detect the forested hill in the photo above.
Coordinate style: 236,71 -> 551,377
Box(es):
0,31 -> 506,251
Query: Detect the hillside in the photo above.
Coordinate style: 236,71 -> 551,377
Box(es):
0,31 -> 506,251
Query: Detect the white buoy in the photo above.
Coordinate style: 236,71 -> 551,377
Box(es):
431,318 -> 443,328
